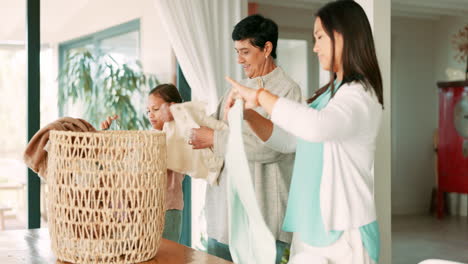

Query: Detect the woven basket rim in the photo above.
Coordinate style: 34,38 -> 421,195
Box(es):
49,130 -> 165,137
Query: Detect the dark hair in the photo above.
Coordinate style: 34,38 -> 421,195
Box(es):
308,0 -> 383,107
232,14 -> 279,59
149,83 -> 183,103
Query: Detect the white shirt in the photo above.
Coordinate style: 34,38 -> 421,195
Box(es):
269,81 -> 382,231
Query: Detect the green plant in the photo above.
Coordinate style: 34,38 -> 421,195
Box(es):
58,48 -> 159,130
280,247 -> 290,264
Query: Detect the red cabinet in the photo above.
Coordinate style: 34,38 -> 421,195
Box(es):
437,80 -> 468,218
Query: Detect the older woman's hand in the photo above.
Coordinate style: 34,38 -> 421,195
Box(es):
225,76 -> 258,109
190,126 -> 214,149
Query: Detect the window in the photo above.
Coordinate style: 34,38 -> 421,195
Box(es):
58,19 -> 141,121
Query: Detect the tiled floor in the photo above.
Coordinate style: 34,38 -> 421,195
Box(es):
392,215 -> 468,264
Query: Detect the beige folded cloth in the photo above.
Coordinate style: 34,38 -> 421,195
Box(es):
164,102 -> 227,185
23,117 -> 97,179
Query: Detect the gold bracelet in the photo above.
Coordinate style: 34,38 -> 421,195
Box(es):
255,88 -> 265,106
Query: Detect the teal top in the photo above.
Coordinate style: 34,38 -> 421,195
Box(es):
282,84 -> 380,262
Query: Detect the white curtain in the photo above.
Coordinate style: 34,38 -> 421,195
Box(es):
154,0 -> 247,252
155,0 -> 246,113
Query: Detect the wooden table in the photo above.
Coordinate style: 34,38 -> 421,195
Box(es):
0,229 -> 234,264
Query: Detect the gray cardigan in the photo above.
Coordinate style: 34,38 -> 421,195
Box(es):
205,66 -> 303,244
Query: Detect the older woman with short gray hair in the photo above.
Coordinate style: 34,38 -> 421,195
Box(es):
189,14 -> 302,263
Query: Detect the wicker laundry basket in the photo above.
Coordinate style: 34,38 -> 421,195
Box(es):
46,130 -> 167,263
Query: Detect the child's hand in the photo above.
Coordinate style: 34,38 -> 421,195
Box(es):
100,115 -> 119,130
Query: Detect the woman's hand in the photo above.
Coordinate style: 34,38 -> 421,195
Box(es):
223,89 -> 257,122
159,103 -> 174,123
225,76 -> 258,109
100,115 -> 119,130
225,76 -> 278,116
189,126 -> 214,149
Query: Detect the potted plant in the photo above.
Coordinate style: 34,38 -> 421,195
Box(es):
58,48 -> 159,130
452,24 -> 468,80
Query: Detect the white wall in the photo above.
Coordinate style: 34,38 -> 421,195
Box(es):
391,17 -> 438,215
